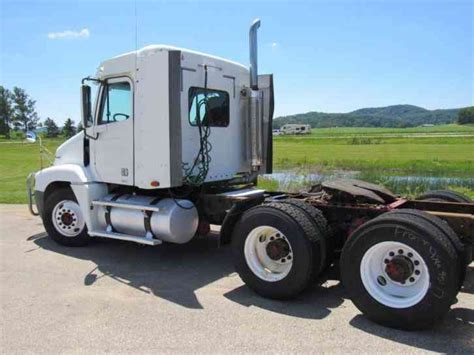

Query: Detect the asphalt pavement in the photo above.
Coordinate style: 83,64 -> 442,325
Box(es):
1,204 -> 473,353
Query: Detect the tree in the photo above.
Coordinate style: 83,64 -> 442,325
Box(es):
77,121 -> 83,132
11,87 -> 39,132
0,86 -> 13,138
62,118 -> 76,138
457,107 -> 474,125
44,117 -> 60,138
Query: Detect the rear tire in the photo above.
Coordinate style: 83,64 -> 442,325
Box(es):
279,199 -> 332,270
43,187 -> 90,247
341,212 -> 460,330
416,189 -> 472,203
232,202 -> 320,299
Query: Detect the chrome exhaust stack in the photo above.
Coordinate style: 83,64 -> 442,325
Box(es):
249,18 -> 261,90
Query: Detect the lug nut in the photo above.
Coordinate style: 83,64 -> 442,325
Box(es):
407,252 -> 413,258
414,260 -> 420,266
384,259 -> 389,264
377,276 -> 387,286
398,249 -> 403,254
389,252 -> 395,257
409,277 -> 415,282
415,270 -> 420,275
281,258 -> 286,263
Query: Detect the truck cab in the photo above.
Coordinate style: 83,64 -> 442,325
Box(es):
30,19 -> 273,246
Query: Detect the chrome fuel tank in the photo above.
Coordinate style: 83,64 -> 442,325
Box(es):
97,194 -> 198,244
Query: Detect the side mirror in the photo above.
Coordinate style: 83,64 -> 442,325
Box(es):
81,84 -> 92,127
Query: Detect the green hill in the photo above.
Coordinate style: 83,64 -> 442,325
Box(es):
273,105 -> 462,128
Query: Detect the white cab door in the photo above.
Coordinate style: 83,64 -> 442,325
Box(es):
91,77 -> 134,185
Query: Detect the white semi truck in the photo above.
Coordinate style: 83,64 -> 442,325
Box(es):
27,20 -> 473,330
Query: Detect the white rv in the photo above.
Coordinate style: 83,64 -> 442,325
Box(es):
280,124 -> 311,135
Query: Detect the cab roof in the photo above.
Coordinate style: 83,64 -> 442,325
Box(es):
112,44 -> 248,71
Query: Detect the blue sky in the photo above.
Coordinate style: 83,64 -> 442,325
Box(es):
1,0 -> 473,125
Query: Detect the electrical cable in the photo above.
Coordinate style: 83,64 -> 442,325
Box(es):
172,65 -> 214,210
183,65 -> 213,185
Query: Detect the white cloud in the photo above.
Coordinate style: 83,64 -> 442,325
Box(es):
47,28 -> 90,40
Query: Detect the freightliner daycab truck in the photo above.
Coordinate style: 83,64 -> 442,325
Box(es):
27,19 -> 473,331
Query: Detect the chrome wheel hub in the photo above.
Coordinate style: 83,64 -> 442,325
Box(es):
52,200 -> 85,237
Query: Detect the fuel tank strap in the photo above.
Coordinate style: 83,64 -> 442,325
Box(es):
104,194 -> 123,232
143,197 -> 161,238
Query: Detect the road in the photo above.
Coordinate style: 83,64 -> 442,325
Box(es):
1,205 -> 473,353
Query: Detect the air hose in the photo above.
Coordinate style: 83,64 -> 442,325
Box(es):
183,65 -> 213,185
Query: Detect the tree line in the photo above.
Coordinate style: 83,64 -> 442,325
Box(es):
457,107 -> 474,125
273,104 -> 474,129
0,86 -> 82,139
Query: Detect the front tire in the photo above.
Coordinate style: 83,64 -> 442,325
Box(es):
341,212 -> 460,330
43,187 -> 90,247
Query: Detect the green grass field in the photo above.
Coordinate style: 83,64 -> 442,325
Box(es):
0,138 -> 63,203
298,124 -> 474,137
1,124 -> 473,203
273,124 -> 474,175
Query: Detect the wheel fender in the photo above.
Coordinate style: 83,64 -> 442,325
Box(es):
220,198 -> 263,244
35,164 -> 108,231
35,164 -> 92,192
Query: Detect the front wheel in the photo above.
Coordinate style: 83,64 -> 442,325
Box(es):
341,212 -> 460,330
43,187 -> 90,247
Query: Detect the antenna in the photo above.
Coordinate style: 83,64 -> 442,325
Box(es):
134,0 -> 138,74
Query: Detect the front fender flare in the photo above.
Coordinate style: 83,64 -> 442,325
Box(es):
34,164 -> 108,231
35,164 -> 92,192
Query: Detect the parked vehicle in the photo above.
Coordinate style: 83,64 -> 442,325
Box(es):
27,19 -> 473,331
280,124 -> 311,135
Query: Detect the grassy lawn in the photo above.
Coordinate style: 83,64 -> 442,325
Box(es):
302,124 -> 474,137
274,139 -> 474,175
0,124 -> 473,203
0,138 -> 63,203
273,124 -> 474,175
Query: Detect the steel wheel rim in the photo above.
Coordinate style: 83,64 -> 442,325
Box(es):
360,241 -> 430,309
244,226 -> 293,282
52,200 -> 85,237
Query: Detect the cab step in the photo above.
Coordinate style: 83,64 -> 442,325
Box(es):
89,230 -> 162,246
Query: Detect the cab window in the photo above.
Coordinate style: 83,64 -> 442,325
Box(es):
98,82 -> 132,124
188,87 -> 229,127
